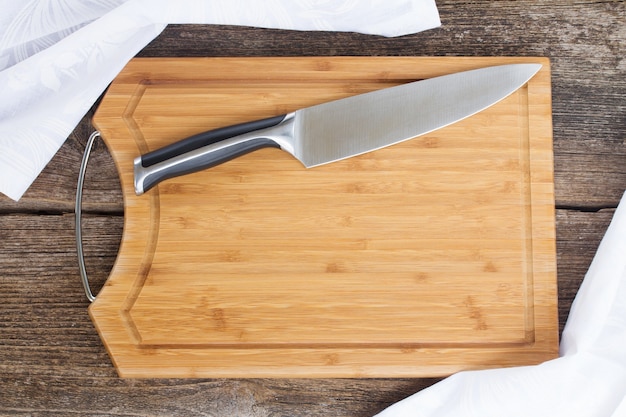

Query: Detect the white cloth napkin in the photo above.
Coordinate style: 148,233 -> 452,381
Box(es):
0,0 -> 440,201
377,191 -> 626,417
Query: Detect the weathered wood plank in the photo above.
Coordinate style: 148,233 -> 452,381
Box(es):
0,208 -> 615,415
555,208 -> 617,329
2,208 -> 610,347
0,1 -> 623,213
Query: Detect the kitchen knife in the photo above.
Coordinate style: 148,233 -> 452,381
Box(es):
134,63 -> 541,195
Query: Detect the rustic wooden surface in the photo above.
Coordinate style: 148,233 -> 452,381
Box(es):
0,1 -> 623,415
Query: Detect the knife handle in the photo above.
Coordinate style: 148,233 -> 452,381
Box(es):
134,113 -> 296,195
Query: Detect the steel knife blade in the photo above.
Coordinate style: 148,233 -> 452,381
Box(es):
134,63 -> 541,195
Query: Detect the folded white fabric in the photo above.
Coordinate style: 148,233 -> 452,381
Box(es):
0,0 -> 440,201
377,191 -> 626,417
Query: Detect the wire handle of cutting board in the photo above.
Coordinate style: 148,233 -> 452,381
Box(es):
75,131 -> 101,302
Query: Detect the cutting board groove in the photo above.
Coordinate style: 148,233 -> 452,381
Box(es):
90,57 -> 557,378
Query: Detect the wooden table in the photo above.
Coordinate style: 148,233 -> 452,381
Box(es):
1,2 -> 624,415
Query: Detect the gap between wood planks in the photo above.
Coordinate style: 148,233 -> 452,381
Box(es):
556,204 -> 619,213
0,204 -> 618,217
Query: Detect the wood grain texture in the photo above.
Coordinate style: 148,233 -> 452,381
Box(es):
0,0 -> 623,414
87,56 -> 558,377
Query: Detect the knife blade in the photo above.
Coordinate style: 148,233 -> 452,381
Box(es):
134,63 -> 541,195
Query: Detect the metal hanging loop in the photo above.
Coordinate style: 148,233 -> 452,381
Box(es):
75,131 -> 101,302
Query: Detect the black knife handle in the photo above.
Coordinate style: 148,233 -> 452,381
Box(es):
134,113 -> 293,195
140,114 -> 287,168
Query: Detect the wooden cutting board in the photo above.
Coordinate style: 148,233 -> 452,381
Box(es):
90,57 -> 557,378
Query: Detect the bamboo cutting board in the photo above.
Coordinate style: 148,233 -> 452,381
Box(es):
90,57 -> 557,378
